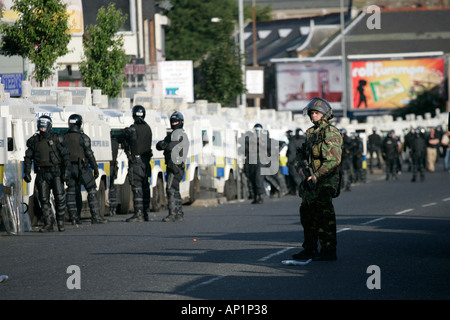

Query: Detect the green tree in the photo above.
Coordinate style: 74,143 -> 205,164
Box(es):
161,0 -> 246,106
0,0 -> 71,84
196,35 -> 244,107
79,3 -> 129,98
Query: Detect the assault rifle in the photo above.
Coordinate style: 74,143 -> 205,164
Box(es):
299,159 -> 316,194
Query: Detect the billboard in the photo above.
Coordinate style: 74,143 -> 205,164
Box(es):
351,58 -> 445,109
158,61 -> 194,103
275,60 -> 343,111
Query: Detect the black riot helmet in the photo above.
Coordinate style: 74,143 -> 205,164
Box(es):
37,115 -> 52,133
68,114 -> 83,130
170,111 -> 184,130
132,105 -> 146,123
303,97 -> 334,120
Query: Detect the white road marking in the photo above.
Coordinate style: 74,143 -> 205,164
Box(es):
394,208 -> 414,215
422,202 -> 437,207
258,247 -> 293,262
360,217 -> 386,225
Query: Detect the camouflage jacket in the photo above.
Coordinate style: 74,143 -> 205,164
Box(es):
298,118 -> 343,200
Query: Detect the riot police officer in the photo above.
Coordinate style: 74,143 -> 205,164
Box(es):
247,124 -> 266,204
382,130 -> 400,180
410,127 -> 426,182
24,115 -> 71,232
64,114 -> 108,225
156,111 -> 189,222
123,105 -> 153,222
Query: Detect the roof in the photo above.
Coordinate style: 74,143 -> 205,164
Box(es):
244,13 -> 343,65
317,8 -> 450,57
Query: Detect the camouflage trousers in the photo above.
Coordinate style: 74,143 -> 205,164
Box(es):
299,189 -> 337,253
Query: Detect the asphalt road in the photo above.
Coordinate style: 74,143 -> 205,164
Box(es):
1,162 -> 449,307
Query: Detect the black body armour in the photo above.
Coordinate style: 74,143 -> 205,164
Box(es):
65,132 -> 85,162
34,135 -> 59,167
130,123 -> 152,156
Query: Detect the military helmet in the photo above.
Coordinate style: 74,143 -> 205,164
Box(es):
68,114 -> 83,129
170,111 -> 184,130
132,105 -> 146,122
303,97 -> 333,120
37,115 -> 52,133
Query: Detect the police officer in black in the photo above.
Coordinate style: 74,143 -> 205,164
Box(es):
248,124 -> 266,204
156,111 -> 189,222
381,130 -> 400,180
24,115 -> 71,232
409,126 -> 426,182
64,114 -> 108,225
109,133 -> 120,216
368,127 -> 382,173
124,105 -> 153,222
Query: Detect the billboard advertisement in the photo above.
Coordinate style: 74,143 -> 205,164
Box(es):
351,58 -> 445,109
158,61 -> 194,103
275,60 -> 343,111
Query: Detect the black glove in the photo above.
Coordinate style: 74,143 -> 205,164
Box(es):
63,169 -> 71,182
94,169 -> 99,179
24,173 -> 32,183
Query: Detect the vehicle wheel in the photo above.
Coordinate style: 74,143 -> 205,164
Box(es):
189,170 -> 200,204
118,176 -> 133,214
224,172 -> 237,201
97,181 -> 107,217
151,175 -> 165,212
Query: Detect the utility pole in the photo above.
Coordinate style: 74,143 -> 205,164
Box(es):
340,0 -> 348,118
238,0 -> 246,109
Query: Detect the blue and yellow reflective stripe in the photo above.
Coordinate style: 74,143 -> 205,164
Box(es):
279,155 -> 288,175
0,164 -> 3,197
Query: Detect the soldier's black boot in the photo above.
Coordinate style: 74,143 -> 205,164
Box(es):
126,210 -> 144,222
292,249 -> 317,261
411,175 -> 416,182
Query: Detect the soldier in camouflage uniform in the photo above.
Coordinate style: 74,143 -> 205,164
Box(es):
292,98 -> 343,261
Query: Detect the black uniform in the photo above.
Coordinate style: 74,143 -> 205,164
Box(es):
368,129 -> 382,172
64,115 -> 108,224
109,135 -> 119,215
124,105 -> 153,222
246,124 -> 266,204
340,129 -> 353,191
24,116 -> 71,232
156,111 -> 188,222
409,130 -> 426,182
381,131 -> 400,180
